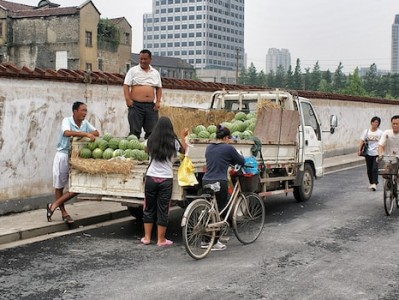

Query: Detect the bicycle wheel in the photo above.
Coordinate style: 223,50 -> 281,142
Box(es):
233,193 -> 265,244
384,179 -> 395,216
181,199 -> 216,260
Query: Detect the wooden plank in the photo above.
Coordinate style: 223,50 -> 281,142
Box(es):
254,107 -> 300,144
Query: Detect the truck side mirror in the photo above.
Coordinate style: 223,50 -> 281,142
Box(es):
330,115 -> 338,134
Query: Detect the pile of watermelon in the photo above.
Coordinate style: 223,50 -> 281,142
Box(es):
190,112 -> 256,140
79,133 -> 149,161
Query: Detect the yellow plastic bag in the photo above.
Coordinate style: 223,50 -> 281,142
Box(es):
178,156 -> 198,186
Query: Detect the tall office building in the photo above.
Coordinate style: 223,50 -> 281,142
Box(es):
392,14 -> 399,74
265,48 -> 291,74
142,0 -> 245,82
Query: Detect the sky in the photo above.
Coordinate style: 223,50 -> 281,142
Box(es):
18,0 -> 399,73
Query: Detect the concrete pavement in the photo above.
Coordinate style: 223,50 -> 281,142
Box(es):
0,153 -> 364,248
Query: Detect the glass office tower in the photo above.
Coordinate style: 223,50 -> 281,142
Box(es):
143,0 -> 245,71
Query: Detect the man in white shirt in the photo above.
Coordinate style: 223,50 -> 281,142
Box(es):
123,49 -> 162,139
378,115 -> 399,158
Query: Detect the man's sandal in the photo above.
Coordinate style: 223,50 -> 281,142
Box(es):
62,215 -> 74,224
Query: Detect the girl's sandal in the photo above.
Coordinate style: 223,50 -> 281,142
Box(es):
62,215 -> 74,224
46,203 -> 53,222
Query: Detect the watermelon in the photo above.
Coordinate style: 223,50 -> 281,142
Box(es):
197,130 -> 210,139
96,138 -> 108,151
79,147 -> 92,158
86,140 -> 97,151
193,125 -> 206,135
247,123 -> 255,132
102,132 -> 113,142
113,149 -> 124,157
207,125 -> 217,134
231,131 -> 243,139
128,139 -> 141,150
92,148 -> 103,159
209,132 -> 216,139
242,130 -> 252,140
102,148 -> 114,159
127,134 -> 138,141
119,139 -> 129,150
246,113 -> 256,120
189,133 -> 197,139
234,111 -> 247,121
108,138 -> 120,150
123,149 -> 134,158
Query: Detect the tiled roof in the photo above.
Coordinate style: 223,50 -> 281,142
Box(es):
11,7 -> 79,18
0,0 -> 34,11
0,63 -> 396,104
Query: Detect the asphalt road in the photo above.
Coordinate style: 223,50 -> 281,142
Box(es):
1,166 -> 399,300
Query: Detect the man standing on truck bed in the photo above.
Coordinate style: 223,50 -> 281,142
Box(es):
123,49 -> 162,140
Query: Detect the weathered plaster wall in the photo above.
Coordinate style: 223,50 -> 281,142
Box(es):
0,77 -> 397,213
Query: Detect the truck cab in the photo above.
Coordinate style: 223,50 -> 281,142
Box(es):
210,89 -> 335,182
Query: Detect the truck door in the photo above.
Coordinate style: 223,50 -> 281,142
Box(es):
300,101 -> 323,176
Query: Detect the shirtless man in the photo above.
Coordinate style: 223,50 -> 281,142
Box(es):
123,49 -> 162,139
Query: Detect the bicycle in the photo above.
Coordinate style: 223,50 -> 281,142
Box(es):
181,170 -> 265,260
378,155 -> 399,216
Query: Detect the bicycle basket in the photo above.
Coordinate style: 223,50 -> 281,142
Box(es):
231,174 -> 260,193
378,155 -> 399,175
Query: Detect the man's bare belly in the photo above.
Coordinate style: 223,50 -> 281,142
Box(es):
130,85 -> 155,102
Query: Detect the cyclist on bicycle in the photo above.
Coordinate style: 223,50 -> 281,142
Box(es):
378,115 -> 399,162
201,124 -> 245,251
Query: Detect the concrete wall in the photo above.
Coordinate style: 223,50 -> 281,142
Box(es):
0,77 -> 397,214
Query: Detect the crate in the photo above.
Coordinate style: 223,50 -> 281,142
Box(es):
232,174 -> 260,193
378,155 -> 399,175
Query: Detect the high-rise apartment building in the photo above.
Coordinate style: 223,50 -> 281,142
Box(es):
142,0 -> 245,83
265,48 -> 291,74
392,14 -> 399,74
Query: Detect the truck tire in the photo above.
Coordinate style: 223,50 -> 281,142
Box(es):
293,163 -> 314,202
128,206 -> 143,222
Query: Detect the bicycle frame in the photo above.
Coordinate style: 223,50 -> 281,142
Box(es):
205,179 -> 243,233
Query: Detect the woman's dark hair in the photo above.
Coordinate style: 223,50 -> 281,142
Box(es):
370,116 -> 381,126
72,101 -> 84,112
147,116 -> 178,161
215,124 -> 231,139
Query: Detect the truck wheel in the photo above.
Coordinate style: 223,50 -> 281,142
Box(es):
128,206 -> 143,222
293,164 -> 314,202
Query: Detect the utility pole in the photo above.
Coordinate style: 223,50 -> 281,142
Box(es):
235,48 -> 240,84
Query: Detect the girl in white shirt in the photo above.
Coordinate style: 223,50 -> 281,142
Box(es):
358,116 -> 382,191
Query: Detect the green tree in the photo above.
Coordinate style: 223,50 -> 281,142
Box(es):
344,68 -> 366,96
247,63 -> 258,85
332,62 -> 346,92
285,65 -> 294,89
303,68 -> 311,90
257,70 -> 267,87
97,18 -> 120,52
275,65 -> 286,88
363,63 -> 378,97
310,61 -> 322,91
293,59 -> 302,90
238,67 -> 248,85
266,70 -> 276,88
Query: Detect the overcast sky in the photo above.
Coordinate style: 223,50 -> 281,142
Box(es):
18,0 -> 399,73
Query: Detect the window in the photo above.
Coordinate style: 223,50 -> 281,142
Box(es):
125,64 -> 130,73
124,32 -> 130,44
98,59 -> 103,71
85,31 -> 92,47
0,22 -> 3,37
86,63 -> 92,71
